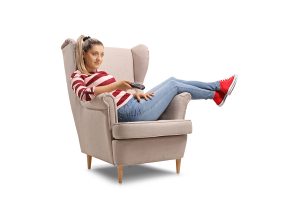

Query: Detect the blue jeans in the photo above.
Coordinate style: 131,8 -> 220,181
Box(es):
118,77 -> 220,122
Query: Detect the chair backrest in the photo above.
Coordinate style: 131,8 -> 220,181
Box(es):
61,38 -> 149,154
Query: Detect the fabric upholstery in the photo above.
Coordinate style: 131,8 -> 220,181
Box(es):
131,44 -> 149,84
112,135 -> 187,165
159,92 -> 192,120
61,38 -> 192,167
112,120 -> 192,139
101,47 -> 134,82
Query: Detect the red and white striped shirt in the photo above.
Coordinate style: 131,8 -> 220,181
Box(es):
70,69 -> 133,109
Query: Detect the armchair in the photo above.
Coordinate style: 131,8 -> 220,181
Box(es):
61,39 -> 192,183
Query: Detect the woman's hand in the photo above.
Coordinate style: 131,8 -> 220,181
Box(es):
134,92 -> 155,102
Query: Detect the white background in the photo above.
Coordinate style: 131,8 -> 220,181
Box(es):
0,0 -> 299,199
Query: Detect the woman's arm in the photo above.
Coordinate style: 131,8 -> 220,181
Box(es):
94,81 -> 132,96
71,72 -> 132,101
71,74 -> 95,101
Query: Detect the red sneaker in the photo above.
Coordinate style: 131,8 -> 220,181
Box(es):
213,91 -> 227,107
220,75 -> 238,95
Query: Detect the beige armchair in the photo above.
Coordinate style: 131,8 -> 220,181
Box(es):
61,38 -> 192,183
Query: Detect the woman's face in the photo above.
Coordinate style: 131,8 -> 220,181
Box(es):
83,44 -> 104,72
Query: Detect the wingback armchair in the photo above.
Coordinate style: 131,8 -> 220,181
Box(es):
61,38 -> 192,183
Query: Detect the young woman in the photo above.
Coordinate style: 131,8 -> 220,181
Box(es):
71,35 -> 238,122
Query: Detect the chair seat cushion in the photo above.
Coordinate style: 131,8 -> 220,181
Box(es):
112,120 -> 192,139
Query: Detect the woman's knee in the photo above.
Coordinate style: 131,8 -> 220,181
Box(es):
158,77 -> 179,90
167,76 -> 177,82
165,77 -> 180,89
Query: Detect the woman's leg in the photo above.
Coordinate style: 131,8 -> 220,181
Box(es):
118,77 -> 216,122
173,78 -> 220,91
148,77 -> 220,93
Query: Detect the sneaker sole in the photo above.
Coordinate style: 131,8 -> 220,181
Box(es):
218,93 -> 228,107
227,74 -> 238,95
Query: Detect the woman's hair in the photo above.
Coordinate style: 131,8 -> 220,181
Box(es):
75,35 -> 103,74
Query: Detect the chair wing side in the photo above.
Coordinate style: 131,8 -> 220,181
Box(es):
159,92 -> 192,120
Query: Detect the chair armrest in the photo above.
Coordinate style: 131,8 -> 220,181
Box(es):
80,93 -> 115,110
80,93 -> 118,126
158,92 -> 191,120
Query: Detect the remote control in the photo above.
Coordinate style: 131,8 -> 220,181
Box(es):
129,82 -> 145,90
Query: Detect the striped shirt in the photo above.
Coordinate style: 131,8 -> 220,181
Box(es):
70,69 -> 133,109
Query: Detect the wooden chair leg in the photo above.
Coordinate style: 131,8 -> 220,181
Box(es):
117,165 -> 123,184
176,159 -> 181,174
87,155 -> 92,169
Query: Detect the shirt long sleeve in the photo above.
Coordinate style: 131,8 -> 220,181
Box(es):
70,73 -> 96,101
69,69 -> 133,109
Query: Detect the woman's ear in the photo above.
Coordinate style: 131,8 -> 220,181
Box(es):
82,51 -> 86,61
